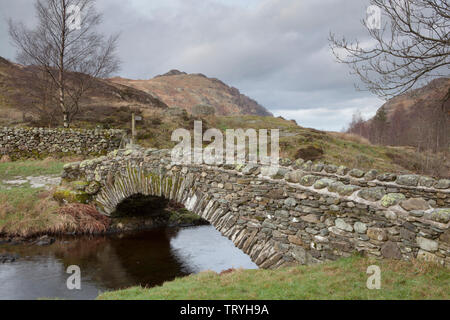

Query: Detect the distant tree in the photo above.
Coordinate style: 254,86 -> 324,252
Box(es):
347,110 -> 366,136
373,106 -> 389,144
9,0 -> 120,127
388,105 -> 406,145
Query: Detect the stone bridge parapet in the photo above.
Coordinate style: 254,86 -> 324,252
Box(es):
59,147 -> 450,269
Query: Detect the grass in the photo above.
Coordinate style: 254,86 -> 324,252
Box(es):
0,158 -> 110,237
98,256 -> 450,300
135,114 -> 450,175
0,158 -> 65,180
0,186 -> 68,237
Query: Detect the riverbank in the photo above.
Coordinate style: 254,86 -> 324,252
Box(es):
98,255 -> 449,300
0,158 -> 206,241
0,158 -> 66,237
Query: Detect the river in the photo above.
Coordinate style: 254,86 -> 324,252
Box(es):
0,225 -> 257,300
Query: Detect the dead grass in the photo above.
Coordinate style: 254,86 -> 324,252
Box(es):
0,187 -> 110,237
328,131 -> 372,145
59,203 -> 110,234
0,189 -> 65,237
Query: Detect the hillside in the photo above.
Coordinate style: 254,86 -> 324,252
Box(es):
0,57 -> 169,127
380,78 -> 450,117
108,70 -> 272,117
0,57 -> 448,177
130,112 -> 449,177
348,78 -> 450,153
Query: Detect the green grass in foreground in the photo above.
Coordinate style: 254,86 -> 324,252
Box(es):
98,256 -> 450,300
0,158 -> 65,180
0,184 -> 64,237
0,159 -> 67,237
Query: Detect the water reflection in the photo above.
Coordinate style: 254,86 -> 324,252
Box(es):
0,225 -> 257,300
171,226 -> 257,273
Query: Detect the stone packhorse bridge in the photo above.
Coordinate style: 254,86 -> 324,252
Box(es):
60,147 -> 450,269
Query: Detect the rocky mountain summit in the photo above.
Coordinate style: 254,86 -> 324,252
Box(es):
109,70 -> 272,117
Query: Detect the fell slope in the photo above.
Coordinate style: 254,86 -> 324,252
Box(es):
380,78 -> 450,118
109,70 -> 272,117
0,57 -> 168,126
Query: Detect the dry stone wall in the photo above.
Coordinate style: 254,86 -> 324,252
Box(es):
0,127 -> 125,159
60,148 -> 450,269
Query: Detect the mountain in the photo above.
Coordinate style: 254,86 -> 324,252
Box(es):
0,58 -> 271,126
108,70 -> 272,117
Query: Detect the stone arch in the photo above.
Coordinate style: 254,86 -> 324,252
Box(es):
93,165 -> 280,269
95,166 -> 217,220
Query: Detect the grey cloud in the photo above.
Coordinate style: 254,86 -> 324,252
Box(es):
0,0 -> 384,130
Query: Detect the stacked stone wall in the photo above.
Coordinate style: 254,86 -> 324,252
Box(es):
60,148 -> 450,268
0,127 -> 125,159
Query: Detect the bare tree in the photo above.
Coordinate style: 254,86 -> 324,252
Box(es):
9,0 -> 120,127
332,0 -> 449,153
330,0 -> 449,99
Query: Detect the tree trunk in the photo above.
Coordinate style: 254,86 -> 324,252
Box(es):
60,1 -> 67,128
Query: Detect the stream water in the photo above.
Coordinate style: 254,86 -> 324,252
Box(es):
0,225 -> 257,300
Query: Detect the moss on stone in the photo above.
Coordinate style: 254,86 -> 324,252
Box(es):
71,180 -> 89,191
380,193 -> 406,208
53,187 -> 92,204
168,208 -> 206,225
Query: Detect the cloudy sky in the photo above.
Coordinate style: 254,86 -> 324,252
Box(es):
0,0 -> 385,131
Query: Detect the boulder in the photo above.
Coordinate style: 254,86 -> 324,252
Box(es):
337,165 -> 349,176
364,169 -> 378,181
285,170 -> 304,183
313,178 -> 334,190
381,241 -> 402,259
380,193 -> 406,207
311,163 -> 324,172
299,175 -> 319,186
434,179 -> 450,189
418,176 -> 435,188
328,181 -> 344,193
354,222 -> 367,234
417,250 -> 444,265
335,218 -> 353,232
376,173 -> 397,182
349,169 -> 365,178
242,164 -> 259,175
416,237 -> 438,252
424,208 -> 450,223
260,166 -> 288,179
358,187 -> 386,202
367,228 -> 387,241
400,198 -> 430,211
396,175 -> 419,186
324,164 -> 338,174
293,158 -> 305,168
279,158 -> 293,166
337,185 -> 360,196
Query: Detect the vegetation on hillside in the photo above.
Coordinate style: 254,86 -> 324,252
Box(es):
98,255 -> 449,300
109,70 -> 272,116
128,112 -> 449,177
347,78 -> 449,154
